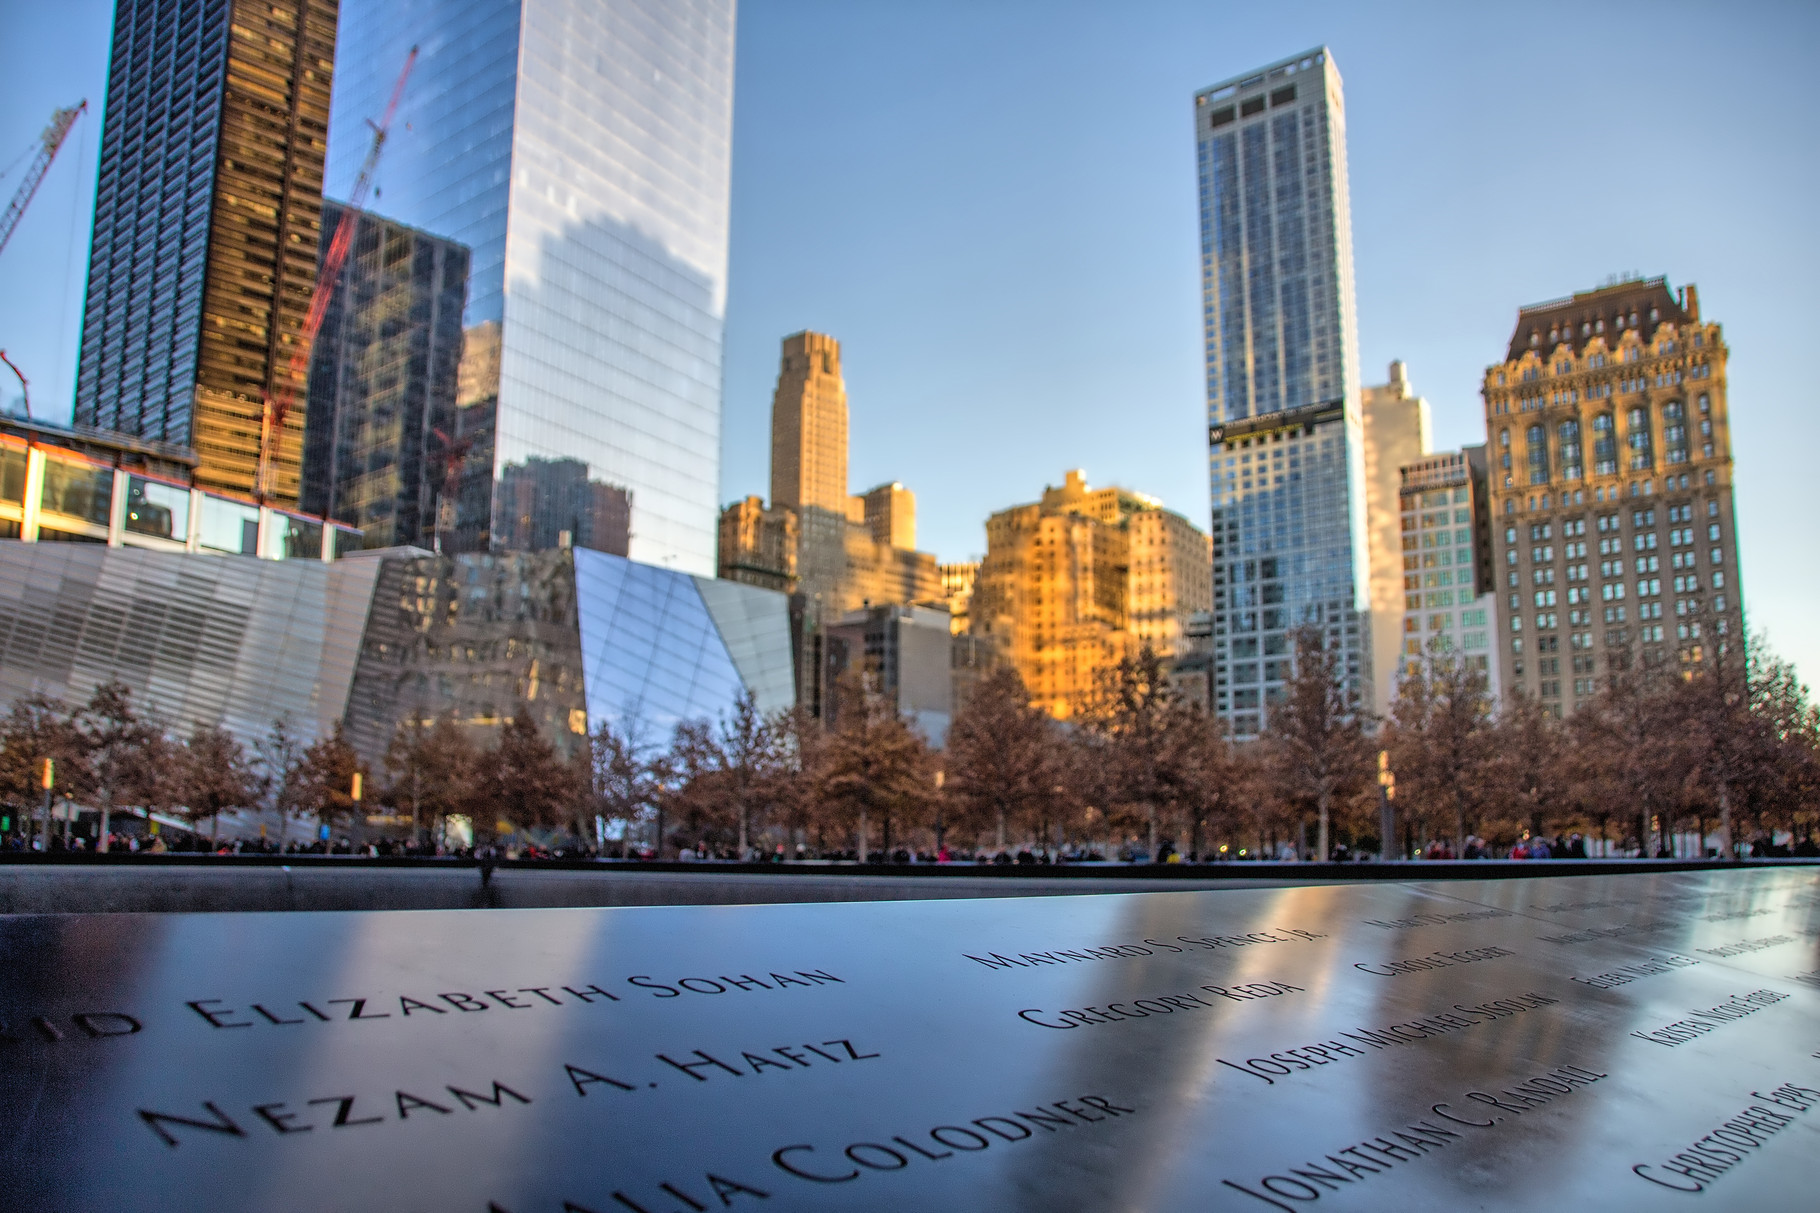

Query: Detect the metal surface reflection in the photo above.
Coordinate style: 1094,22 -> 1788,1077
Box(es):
2,868 -> 1817,1211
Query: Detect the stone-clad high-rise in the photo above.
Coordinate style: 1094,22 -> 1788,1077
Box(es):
74,0 -> 339,506
1195,48 -> 1370,737
769,331 -> 850,515
1482,278 -> 1741,714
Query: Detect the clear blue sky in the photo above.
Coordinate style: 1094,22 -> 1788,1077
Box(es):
3,1 -> 1816,688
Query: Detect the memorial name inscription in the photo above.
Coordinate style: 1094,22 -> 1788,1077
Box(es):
963,927 -> 1326,970
183,970 -> 848,1034
4,867 -> 1817,1211
1627,988 -> 1790,1047
1215,990 -> 1562,1086
1224,1065 -> 1609,1210
1632,1082 -> 1819,1193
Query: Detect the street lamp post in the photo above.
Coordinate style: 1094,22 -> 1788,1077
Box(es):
1377,750 -> 1397,862
38,757 -> 54,852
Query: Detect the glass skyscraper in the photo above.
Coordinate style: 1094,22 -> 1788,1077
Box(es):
1196,47 -> 1370,736
323,0 -> 735,573
301,200 -> 469,550
74,0 -> 339,507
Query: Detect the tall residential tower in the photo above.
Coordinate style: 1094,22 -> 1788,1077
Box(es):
1196,48 -> 1369,736
325,0 -> 735,570
74,0 -> 340,506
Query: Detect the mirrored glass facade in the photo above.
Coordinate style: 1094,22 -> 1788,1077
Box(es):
301,200 -> 471,550
1196,48 -> 1370,736
326,0 -> 735,571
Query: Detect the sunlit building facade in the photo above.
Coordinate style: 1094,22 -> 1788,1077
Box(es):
74,0 -> 339,506
1362,360 -> 1432,716
326,0 -> 735,570
1196,48 -> 1369,737
1482,278 -> 1741,714
972,470 -> 1211,719
770,331 -> 850,516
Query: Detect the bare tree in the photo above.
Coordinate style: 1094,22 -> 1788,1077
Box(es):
289,720 -> 368,845
943,666 -> 1054,853
384,715 -> 480,845
1385,638 -> 1495,852
176,724 -> 261,846
673,693 -> 788,857
590,716 -> 667,856
815,675 -> 934,861
1082,645 -> 1178,860
1262,625 -> 1372,861
81,681 -> 168,849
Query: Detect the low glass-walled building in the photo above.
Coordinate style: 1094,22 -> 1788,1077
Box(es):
0,540 -> 795,768
1,418 -> 360,560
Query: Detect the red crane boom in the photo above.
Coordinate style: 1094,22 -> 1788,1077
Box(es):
255,47 -> 417,502
0,101 -> 86,257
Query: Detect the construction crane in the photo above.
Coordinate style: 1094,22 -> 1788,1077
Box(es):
255,47 -> 417,503
0,101 -> 86,257
0,349 -> 30,420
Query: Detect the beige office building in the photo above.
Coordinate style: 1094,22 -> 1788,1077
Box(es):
1361,360 -> 1432,717
1482,278 -> 1741,714
856,482 -> 916,550
971,470 -> 1211,719
939,561 -> 980,634
770,331 -> 850,514
720,330 -> 942,713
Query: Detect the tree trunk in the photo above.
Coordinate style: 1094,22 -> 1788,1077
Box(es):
737,799 -> 749,858
995,807 -> 1005,852
1316,789 -> 1331,862
1717,782 -> 1735,862
99,801 -> 112,853
858,808 -> 869,864
211,812 -> 220,848
1146,803 -> 1157,862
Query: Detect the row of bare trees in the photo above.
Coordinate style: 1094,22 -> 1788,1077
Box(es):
4,621 -> 1817,859
0,682 -> 342,846
584,621 -> 1820,862
1382,623 -> 1820,859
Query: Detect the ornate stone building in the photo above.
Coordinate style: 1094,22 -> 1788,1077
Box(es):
1481,278 -> 1740,714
